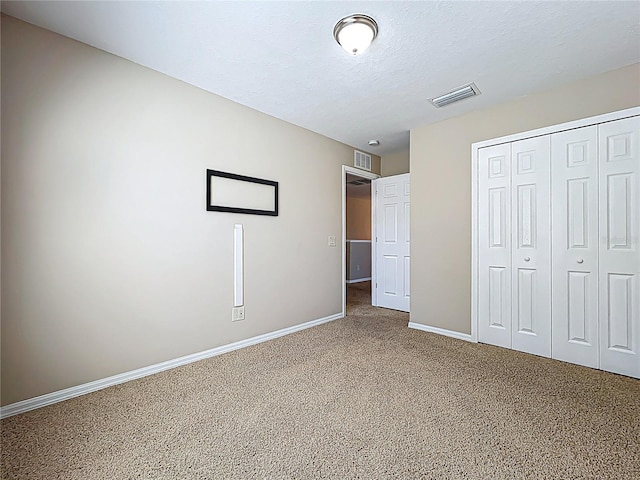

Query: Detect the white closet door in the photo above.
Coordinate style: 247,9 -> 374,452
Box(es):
551,126 -> 599,368
510,136 -> 551,357
478,144 -> 512,348
598,117 -> 640,378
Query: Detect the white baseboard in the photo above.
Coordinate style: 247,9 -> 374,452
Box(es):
408,322 -> 475,343
0,312 -> 344,419
346,277 -> 371,284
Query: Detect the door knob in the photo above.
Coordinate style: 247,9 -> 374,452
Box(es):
577,258 -> 584,264
524,257 -> 530,262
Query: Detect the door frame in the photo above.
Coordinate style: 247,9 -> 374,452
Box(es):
471,106 -> 640,344
342,165 -> 380,316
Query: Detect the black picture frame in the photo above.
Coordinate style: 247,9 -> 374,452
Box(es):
206,169 -> 279,216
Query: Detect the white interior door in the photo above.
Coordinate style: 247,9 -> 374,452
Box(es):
551,126 -> 600,368
374,174 -> 410,312
511,136 -> 551,357
598,117 -> 640,378
478,144 -> 512,348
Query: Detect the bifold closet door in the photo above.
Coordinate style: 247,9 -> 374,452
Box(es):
478,143 -> 512,348
598,117 -> 640,378
510,137 -> 551,357
478,139 -> 551,355
551,126 -> 599,369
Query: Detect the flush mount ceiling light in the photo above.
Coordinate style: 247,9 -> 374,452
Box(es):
368,140 -> 380,147
333,14 -> 378,55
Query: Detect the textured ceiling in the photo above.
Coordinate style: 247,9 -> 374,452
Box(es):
2,1 -> 639,155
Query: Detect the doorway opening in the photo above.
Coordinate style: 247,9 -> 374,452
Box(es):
342,165 -> 379,316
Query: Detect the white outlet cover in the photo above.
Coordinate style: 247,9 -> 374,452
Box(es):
232,306 -> 245,321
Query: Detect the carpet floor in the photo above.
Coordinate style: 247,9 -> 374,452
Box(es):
2,283 -> 639,479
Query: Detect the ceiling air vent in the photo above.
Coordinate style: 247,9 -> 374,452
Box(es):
430,83 -> 480,108
354,150 -> 372,171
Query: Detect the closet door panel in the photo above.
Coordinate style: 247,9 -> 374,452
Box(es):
478,144 -> 512,348
599,117 -> 640,378
511,136 -> 551,357
551,126 -> 599,368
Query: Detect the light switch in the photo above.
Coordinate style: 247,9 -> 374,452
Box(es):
328,236 -> 337,247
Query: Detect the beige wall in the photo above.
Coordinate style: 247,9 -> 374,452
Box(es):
0,16 -> 379,406
346,195 -> 371,240
410,63 -> 640,335
381,148 -> 410,177
370,156 -> 382,177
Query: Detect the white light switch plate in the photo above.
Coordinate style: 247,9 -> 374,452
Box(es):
328,236 -> 337,247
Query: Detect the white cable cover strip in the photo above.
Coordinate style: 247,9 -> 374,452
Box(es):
234,224 -> 244,306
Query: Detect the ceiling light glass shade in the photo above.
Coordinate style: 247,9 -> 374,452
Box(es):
333,14 -> 378,55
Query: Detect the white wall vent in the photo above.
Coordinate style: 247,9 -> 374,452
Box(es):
430,83 -> 480,108
354,150 -> 372,171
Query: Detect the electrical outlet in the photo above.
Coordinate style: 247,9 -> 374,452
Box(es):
232,306 -> 245,322
328,235 -> 337,247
